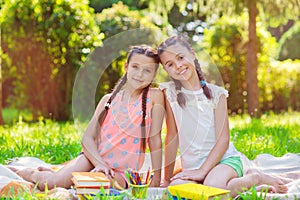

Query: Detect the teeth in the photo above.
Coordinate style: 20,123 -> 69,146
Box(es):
179,68 -> 187,75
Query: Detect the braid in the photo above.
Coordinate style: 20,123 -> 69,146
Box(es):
194,59 -> 212,99
173,79 -> 186,107
140,84 -> 150,152
98,73 -> 128,126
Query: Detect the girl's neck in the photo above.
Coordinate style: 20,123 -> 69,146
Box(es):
122,87 -> 143,102
180,70 -> 201,91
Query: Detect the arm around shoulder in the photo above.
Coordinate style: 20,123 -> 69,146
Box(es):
148,88 -> 164,186
162,89 -> 179,186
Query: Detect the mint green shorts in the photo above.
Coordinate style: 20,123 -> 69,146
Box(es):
219,156 -> 243,177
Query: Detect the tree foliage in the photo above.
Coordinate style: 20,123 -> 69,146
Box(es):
277,21 -> 300,60
146,0 -> 300,117
89,0 -> 148,13
0,0 -> 102,120
202,14 -> 278,114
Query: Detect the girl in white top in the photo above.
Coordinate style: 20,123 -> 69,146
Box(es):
158,36 -> 289,197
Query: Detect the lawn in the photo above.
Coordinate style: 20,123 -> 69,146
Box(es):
0,112 -> 299,199
1,111 -> 299,165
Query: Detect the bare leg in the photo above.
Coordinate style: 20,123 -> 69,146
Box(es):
37,166 -> 55,172
204,164 -> 238,197
15,154 -> 94,191
273,170 -> 300,180
169,178 -> 197,186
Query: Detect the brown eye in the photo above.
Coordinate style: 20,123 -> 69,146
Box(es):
167,63 -> 173,68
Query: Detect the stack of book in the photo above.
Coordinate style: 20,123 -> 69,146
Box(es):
168,183 -> 230,200
71,172 -> 110,195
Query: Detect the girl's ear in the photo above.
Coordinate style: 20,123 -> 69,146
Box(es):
124,62 -> 128,71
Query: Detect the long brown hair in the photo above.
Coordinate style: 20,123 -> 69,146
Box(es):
158,36 -> 212,107
98,45 -> 159,151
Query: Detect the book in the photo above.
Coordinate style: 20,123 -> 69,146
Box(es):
75,187 -> 105,195
168,183 -> 230,200
71,172 -> 110,188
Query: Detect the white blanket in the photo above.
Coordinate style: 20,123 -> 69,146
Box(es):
1,154 -> 300,199
239,153 -> 300,199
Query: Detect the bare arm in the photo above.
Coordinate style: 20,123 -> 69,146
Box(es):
162,90 -> 179,185
148,88 -> 164,187
81,94 -> 114,177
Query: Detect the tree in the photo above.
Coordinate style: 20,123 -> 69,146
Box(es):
0,0 -> 101,120
0,28 -> 3,125
146,0 -> 300,117
202,14 -> 278,114
89,0 -> 148,13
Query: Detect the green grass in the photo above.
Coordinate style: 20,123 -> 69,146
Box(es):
1,111 -> 299,164
0,112 -> 300,199
230,111 -> 300,159
0,119 -> 86,164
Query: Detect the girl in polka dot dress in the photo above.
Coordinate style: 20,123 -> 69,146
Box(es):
11,45 -> 165,191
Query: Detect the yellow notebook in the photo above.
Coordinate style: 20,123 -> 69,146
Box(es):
168,183 -> 230,200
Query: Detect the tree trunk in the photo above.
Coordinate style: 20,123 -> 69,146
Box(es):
0,28 -> 4,125
0,74 -> 4,125
247,0 -> 260,117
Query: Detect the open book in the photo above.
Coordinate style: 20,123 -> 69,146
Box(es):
168,183 -> 230,200
71,172 -> 110,188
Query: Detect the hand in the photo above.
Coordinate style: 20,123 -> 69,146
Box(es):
171,169 -> 206,182
160,179 -> 170,187
90,163 -> 115,178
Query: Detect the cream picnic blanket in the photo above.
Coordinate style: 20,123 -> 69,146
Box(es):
239,152 -> 300,199
0,157 -> 74,199
1,154 -> 300,199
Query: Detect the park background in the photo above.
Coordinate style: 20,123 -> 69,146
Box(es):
0,0 -> 300,169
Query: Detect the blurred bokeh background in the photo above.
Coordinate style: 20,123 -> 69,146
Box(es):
1,0 -> 300,124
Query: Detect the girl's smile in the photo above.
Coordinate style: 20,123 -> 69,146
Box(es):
177,67 -> 188,75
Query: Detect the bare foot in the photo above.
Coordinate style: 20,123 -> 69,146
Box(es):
247,169 -> 289,193
7,166 -> 19,173
256,184 -> 276,193
15,168 -> 37,183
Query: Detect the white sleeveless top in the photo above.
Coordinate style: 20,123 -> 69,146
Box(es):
159,82 -> 239,170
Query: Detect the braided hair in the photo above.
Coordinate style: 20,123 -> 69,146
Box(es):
98,45 -> 159,152
158,36 -> 212,107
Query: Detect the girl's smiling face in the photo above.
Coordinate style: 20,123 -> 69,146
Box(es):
159,43 -> 196,81
125,53 -> 157,90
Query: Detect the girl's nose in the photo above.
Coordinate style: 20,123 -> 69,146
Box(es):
137,69 -> 143,77
175,62 -> 182,70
